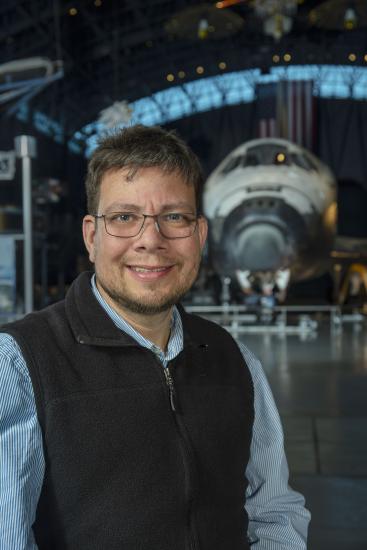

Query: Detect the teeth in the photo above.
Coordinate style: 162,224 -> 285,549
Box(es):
131,267 -> 167,272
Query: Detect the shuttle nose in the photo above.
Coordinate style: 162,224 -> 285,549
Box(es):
234,224 -> 289,271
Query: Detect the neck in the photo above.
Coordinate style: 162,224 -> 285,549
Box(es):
118,307 -> 173,351
96,282 -> 173,351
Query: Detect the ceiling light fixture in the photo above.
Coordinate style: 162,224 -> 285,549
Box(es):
198,18 -> 209,39
253,0 -> 298,41
344,7 -> 358,30
165,4 -> 243,41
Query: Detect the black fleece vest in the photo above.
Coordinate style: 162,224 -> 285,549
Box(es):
3,272 -> 254,550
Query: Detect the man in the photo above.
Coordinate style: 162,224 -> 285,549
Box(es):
0,125 -> 310,549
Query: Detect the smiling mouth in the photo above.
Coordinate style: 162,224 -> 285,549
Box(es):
129,265 -> 173,272
127,265 -> 174,279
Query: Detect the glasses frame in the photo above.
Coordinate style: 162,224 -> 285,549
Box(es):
93,212 -> 201,240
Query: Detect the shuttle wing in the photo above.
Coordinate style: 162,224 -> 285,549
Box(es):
332,236 -> 367,261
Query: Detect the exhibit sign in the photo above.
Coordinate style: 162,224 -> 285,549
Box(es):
0,150 -> 16,180
0,235 -> 16,313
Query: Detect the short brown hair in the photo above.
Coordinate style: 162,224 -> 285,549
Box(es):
85,125 -> 203,214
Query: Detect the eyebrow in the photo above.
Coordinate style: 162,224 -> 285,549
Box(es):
104,201 -> 195,213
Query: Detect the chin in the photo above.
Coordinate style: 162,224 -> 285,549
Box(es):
101,284 -> 186,316
96,270 -> 195,316
116,288 -> 185,315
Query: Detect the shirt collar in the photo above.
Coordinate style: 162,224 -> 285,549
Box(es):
91,274 -> 184,364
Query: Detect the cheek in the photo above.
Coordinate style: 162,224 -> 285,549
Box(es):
181,242 -> 202,268
99,240 -> 131,266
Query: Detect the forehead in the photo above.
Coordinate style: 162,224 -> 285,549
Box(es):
99,166 -> 195,207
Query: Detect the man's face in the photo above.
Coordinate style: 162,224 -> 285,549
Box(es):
83,166 -> 207,316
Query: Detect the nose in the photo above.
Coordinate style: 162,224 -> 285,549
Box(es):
133,215 -> 166,250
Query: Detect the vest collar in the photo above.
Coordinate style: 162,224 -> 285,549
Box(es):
65,271 -> 208,349
65,271 -> 138,347
176,303 -> 209,350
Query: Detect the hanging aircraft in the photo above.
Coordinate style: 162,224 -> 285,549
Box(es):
202,137 -> 367,302
0,57 -> 63,116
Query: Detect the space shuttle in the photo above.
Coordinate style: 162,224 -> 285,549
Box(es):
203,138 -> 339,298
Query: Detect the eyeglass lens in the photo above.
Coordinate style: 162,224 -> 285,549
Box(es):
103,213 -> 197,238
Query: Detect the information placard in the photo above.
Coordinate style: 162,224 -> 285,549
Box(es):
0,235 -> 16,313
0,151 -> 16,180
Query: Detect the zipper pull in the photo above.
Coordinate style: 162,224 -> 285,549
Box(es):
163,366 -> 178,412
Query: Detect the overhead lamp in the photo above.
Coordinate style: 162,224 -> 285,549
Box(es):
196,66 -> 204,74
69,7 -> 77,16
309,0 -> 366,32
348,53 -> 357,62
178,70 -> 186,78
166,74 -> 175,82
284,53 -> 292,62
198,18 -> 209,39
254,0 -> 298,41
273,54 -> 280,63
344,7 -> 357,30
165,4 -> 243,41
218,61 -> 227,70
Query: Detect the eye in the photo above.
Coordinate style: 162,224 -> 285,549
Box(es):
163,213 -> 185,222
109,212 -> 138,223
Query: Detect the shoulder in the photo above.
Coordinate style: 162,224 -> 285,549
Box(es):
236,341 -> 262,371
236,340 -> 269,385
0,332 -> 31,382
182,309 -> 238,343
0,331 -> 25,361
1,300 -> 66,340
0,303 -> 66,378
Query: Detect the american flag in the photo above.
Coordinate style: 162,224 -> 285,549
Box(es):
256,80 -> 316,149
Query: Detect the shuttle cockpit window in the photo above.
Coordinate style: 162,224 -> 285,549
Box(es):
245,144 -> 289,167
290,153 -> 319,172
242,153 -> 259,167
220,155 -> 243,174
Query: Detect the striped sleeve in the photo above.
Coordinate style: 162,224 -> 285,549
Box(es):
237,342 -> 311,549
0,333 -> 44,550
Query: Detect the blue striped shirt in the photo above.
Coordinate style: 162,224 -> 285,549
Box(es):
0,278 -> 310,549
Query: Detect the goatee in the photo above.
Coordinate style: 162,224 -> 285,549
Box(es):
96,276 -> 191,315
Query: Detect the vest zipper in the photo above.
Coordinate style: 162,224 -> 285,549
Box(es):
163,366 -> 177,412
162,363 -> 199,550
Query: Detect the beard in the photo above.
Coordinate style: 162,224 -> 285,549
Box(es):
95,265 -> 199,316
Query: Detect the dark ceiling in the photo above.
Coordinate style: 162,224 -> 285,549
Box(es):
1,0 -> 367,142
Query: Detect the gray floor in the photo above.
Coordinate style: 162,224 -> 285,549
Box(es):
240,323 -> 367,550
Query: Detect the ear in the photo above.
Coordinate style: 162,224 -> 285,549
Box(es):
82,215 -> 97,263
197,215 -> 208,252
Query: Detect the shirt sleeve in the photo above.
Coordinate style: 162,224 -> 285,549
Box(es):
237,342 -> 311,549
0,333 -> 44,550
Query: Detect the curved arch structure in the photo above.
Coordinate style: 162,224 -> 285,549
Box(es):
32,64 -> 367,155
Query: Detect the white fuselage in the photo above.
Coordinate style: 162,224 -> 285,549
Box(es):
203,138 -> 337,286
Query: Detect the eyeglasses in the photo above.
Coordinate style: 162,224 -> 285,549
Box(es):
93,212 -> 200,239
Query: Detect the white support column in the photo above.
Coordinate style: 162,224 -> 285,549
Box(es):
14,135 -> 37,314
